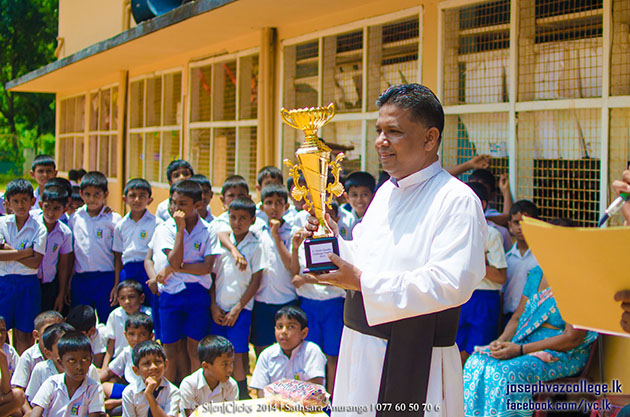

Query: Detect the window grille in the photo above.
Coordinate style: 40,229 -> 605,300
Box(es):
611,0 -> 630,96
87,86 -> 119,177
57,95 -> 86,172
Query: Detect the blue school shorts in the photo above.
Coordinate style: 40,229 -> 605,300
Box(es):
456,289 -> 501,354
71,271 -> 116,323
0,274 -> 41,333
110,382 -> 126,399
299,296 -> 344,357
210,309 -> 252,353
250,299 -> 298,348
121,261 -> 152,306
159,283 -> 211,344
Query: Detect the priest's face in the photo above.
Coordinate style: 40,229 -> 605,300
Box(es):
375,104 -> 440,180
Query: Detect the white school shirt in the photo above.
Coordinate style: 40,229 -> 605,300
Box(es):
113,210 -> 160,264
37,217 -> 73,283
155,198 -> 170,222
337,207 -> 358,241
0,193 -> 5,215
213,211 -> 266,235
213,231 -> 264,311
109,346 -> 141,385
68,206 -> 121,273
11,342 -> 45,388
103,306 -> 152,358
289,210 -> 309,230
154,216 -> 219,294
31,373 -> 104,417
249,341 -> 326,390
2,343 -> 19,377
25,360 -> 100,401
476,225 -> 508,291
148,222 -> 170,285
90,324 -> 107,355
504,243 -> 539,314
179,368 -> 238,412
0,214 -> 47,276
295,245 -> 345,301
331,161 -> 487,417
256,222 -> 298,304
122,376 -> 180,417
33,188 -> 42,210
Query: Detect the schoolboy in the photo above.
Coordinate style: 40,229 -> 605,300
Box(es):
66,306 -> 107,367
503,200 -> 540,324
251,184 -> 299,356
25,324 -> 101,402
66,186 -> 84,219
179,335 -> 238,415
189,175 -> 214,223
456,182 -> 507,363
69,171 -> 122,323
102,281 -> 151,367
122,340 -> 179,417
341,171 -> 375,223
283,175 -> 304,227
30,154 -> 58,210
0,179 -> 47,353
37,182 -> 74,312
469,168 -> 513,251
155,160 -> 194,222
210,197 -> 263,397
113,178 -> 159,307
152,180 -> 218,381
0,317 -> 19,379
30,331 -> 105,417
255,166 -> 283,224
0,347 -> 24,417
249,306 -> 326,397
12,311 -> 63,389
100,313 -> 153,404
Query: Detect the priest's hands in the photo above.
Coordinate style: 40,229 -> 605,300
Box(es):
316,253 -> 362,291
305,213 -> 339,237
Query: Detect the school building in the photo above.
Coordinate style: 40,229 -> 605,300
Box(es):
6,0 -> 630,393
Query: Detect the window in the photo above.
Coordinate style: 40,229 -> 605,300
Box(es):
87,86 -> 118,177
282,10 -> 421,179
57,95 -> 85,172
188,52 -> 259,186
127,70 -> 183,184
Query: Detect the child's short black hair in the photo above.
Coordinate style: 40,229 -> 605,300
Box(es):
344,171 -> 376,194
41,322 -> 75,351
4,179 -> 34,201
261,184 -> 288,204
80,171 -> 108,193
68,169 -> 80,182
198,335 -> 234,365
469,169 -> 496,193
65,305 -> 97,332
549,217 -> 577,227
132,340 -> 165,367
170,179 -> 202,202
76,169 -> 87,179
257,166 -> 283,186
71,186 -> 83,203
41,185 -> 70,206
124,178 -> 152,197
166,160 -> 194,183
275,305 -> 308,330
221,175 -> 249,196
466,181 -> 489,205
228,197 -> 256,219
32,154 -> 56,171
509,199 -> 539,220
46,177 -> 73,197
125,312 -> 154,333
190,174 -> 212,190
57,330 -> 92,359
34,311 -> 63,332
117,279 -> 144,298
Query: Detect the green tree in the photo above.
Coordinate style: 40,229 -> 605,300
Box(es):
0,0 -> 58,163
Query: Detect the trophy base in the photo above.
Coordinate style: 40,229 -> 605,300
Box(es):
304,236 -> 340,273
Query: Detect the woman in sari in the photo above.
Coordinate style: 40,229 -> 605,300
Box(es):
463,264 -> 598,416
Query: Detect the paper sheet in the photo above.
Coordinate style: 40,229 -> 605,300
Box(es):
521,217 -> 630,337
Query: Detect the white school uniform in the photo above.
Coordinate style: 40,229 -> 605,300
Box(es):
148,222 -> 170,280
153,216 -> 219,295
155,198 -> 170,222
11,342 -> 45,388
213,231 -> 264,312
2,343 -> 19,377
504,243 -> 539,314
476,225 -> 507,290
337,207 -> 358,241
68,206 -> 121,273
179,368 -> 238,412
0,193 -> 5,215
0,214 -> 47,276
37,217 -> 73,283
289,210 -> 309,229
255,222 -> 298,304
103,306 -> 152,358
108,346 -> 141,385
90,325 -> 107,356
31,373 -> 104,417
122,376 -> 180,417
249,341 -> 326,389
25,359 -> 100,401
113,210 -> 160,264
212,211 -> 266,235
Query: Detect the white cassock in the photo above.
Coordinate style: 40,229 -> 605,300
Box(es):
331,161 -> 487,417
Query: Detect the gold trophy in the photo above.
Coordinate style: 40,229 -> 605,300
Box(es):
281,103 -> 344,272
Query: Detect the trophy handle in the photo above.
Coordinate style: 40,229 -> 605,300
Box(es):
326,152 -> 345,208
280,108 -> 300,130
283,159 -> 313,212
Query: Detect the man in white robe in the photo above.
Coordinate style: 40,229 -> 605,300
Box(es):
311,84 -> 487,416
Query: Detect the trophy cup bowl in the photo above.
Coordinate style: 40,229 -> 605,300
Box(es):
281,103 -> 344,272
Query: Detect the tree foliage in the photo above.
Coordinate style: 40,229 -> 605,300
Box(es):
0,0 -> 58,163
